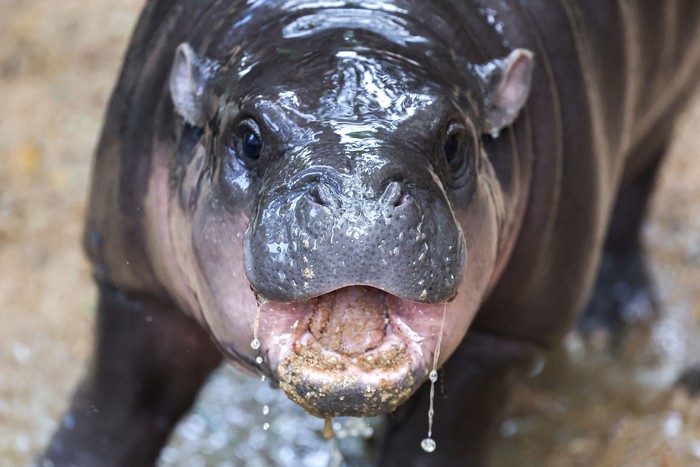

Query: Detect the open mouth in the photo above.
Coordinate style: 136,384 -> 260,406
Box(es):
258,286 -> 444,418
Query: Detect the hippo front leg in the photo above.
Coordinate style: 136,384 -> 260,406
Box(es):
578,147 -> 667,344
380,331 -> 541,467
39,282 -> 221,466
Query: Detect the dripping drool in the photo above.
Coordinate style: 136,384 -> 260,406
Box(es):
421,303 -> 447,453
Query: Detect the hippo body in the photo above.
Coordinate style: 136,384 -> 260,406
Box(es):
43,1 -> 700,465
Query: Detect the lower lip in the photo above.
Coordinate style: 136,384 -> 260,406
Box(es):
275,329 -> 421,418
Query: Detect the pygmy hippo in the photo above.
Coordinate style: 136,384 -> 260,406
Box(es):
41,1 -> 700,465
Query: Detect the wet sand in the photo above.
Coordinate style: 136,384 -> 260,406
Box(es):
1,1 -> 699,465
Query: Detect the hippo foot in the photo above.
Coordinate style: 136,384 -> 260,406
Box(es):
577,248 -> 658,349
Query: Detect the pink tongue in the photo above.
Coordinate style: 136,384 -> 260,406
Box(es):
308,287 -> 388,356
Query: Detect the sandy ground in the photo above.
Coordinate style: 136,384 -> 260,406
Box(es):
1,1 -> 699,466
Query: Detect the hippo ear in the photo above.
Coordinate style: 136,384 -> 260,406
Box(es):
169,43 -> 217,127
477,48 -> 534,137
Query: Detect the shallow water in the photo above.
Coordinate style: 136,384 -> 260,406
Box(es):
1,1 -> 699,465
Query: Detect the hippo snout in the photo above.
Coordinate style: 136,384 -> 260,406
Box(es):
244,166 -> 466,304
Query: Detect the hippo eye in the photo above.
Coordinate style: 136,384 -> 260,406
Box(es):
443,123 -> 466,174
237,119 -> 263,164
242,129 -> 262,159
444,134 -> 461,168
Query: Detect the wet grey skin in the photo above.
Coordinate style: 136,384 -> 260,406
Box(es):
40,1 -> 700,466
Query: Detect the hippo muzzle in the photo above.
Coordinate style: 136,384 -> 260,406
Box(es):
244,146 -> 466,416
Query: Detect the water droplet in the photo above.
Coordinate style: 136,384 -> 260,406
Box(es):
262,405 -> 269,415
529,356 -> 545,377
429,370 -> 438,383
260,375 -> 266,382
255,356 -> 263,364
263,422 -> 270,431
421,437 -> 436,453
252,304 -> 261,350
500,419 -> 518,437
62,414 -> 76,430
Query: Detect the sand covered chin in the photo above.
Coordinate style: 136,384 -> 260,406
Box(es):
268,286 -> 427,418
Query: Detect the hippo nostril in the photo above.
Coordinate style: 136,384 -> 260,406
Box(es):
308,183 -> 340,209
308,187 -> 325,206
379,181 -> 412,208
394,192 -> 414,207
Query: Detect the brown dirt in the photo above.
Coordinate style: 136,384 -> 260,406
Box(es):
1,1 -> 699,465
